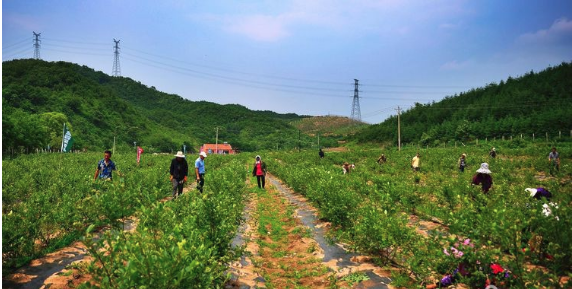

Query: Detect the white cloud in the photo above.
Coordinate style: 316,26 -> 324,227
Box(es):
518,17 -> 572,45
224,14 -> 291,42
440,59 -> 473,70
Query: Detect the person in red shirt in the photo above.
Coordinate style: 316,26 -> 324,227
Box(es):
252,155 -> 267,189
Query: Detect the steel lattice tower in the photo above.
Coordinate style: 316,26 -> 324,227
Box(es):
33,32 -> 41,59
112,39 -> 121,77
351,79 -> 361,121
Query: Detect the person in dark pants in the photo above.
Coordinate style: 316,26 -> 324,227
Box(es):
472,163 -> 493,193
548,147 -> 560,176
195,151 -> 207,193
458,153 -> 467,173
252,155 -> 267,189
170,151 -> 188,198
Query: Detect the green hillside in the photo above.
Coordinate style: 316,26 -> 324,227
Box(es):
291,115 -> 368,137
353,62 -> 572,145
2,59 -> 310,153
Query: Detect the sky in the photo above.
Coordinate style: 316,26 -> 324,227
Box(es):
3,0 -> 572,124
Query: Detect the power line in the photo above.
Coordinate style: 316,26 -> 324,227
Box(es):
122,45 -> 352,86
42,42 -> 109,52
42,47 -> 109,57
2,37 -> 31,50
122,51 -> 353,93
42,37 -> 108,46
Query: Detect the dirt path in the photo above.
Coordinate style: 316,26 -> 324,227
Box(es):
2,185 -> 189,289
228,174 -> 394,288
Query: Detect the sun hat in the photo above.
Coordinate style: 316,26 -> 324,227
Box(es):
200,151 -> 207,158
174,151 -> 185,158
476,163 -> 491,174
525,188 -> 537,197
256,155 -> 261,160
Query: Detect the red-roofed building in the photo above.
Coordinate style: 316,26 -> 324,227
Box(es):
200,143 -> 235,155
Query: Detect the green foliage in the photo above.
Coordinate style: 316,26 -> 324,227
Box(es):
2,59 -> 310,153
353,62 -> 572,145
266,142 -> 572,287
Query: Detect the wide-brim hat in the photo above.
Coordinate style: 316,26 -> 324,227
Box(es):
174,151 -> 185,158
200,151 -> 207,158
525,188 -> 537,197
476,163 -> 491,174
255,155 -> 261,160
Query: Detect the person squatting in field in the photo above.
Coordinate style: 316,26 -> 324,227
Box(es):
472,163 -> 493,193
94,150 -> 118,180
170,151 -> 188,198
195,151 -> 207,193
252,155 -> 267,189
521,187 -> 559,260
342,162 -> 351,174
377,154 -> 387,164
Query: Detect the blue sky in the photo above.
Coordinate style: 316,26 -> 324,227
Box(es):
3,0 -> 572,124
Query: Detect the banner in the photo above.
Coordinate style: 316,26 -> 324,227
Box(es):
137,146 -> 144,163
61,123 -> 74,153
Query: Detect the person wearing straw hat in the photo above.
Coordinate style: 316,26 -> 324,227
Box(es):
195,151 -> 207,193
170,151 -> 188,198
458,153 -> 467,173
472,163 -> 493,193
525,187 -> 552,201
489,147 -> 497,158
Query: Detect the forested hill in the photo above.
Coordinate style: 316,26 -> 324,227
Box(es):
2,59 -> 310,153
352,62 -> 572,145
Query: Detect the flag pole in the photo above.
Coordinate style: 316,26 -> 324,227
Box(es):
61,123 -> 66,153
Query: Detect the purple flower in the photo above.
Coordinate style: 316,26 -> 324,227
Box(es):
454,250 -> 464,258
463,239 -> 471,246
440,274 -> 453,286
443,248 -> 450,256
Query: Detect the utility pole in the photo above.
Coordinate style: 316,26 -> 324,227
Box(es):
298,130 -> 301,153
112,39 -> 121,77
396,106 -> 401,151
215,127 -> 219,154
351,79 -> 361,121
33,32 -> 41,59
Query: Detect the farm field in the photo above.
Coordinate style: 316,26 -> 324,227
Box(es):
266,141 -> 572,288
2,141 -> 571,288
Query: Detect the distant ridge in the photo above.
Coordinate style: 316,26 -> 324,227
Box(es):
292,115 -> 368,137
2,59 -> 313,152
351,62 -> 572,145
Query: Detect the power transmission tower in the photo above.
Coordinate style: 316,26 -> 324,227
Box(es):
351,79 -> 361,121
33,31 -> 41,59
112,39 -> 121,77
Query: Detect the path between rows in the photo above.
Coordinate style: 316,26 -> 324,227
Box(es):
2,189 -> 176,289
4,173 -> 445,289
228,174 -> 394,288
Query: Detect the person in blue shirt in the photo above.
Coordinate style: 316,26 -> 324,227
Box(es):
94,150 -> 117,180
195,151 -> 207,193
